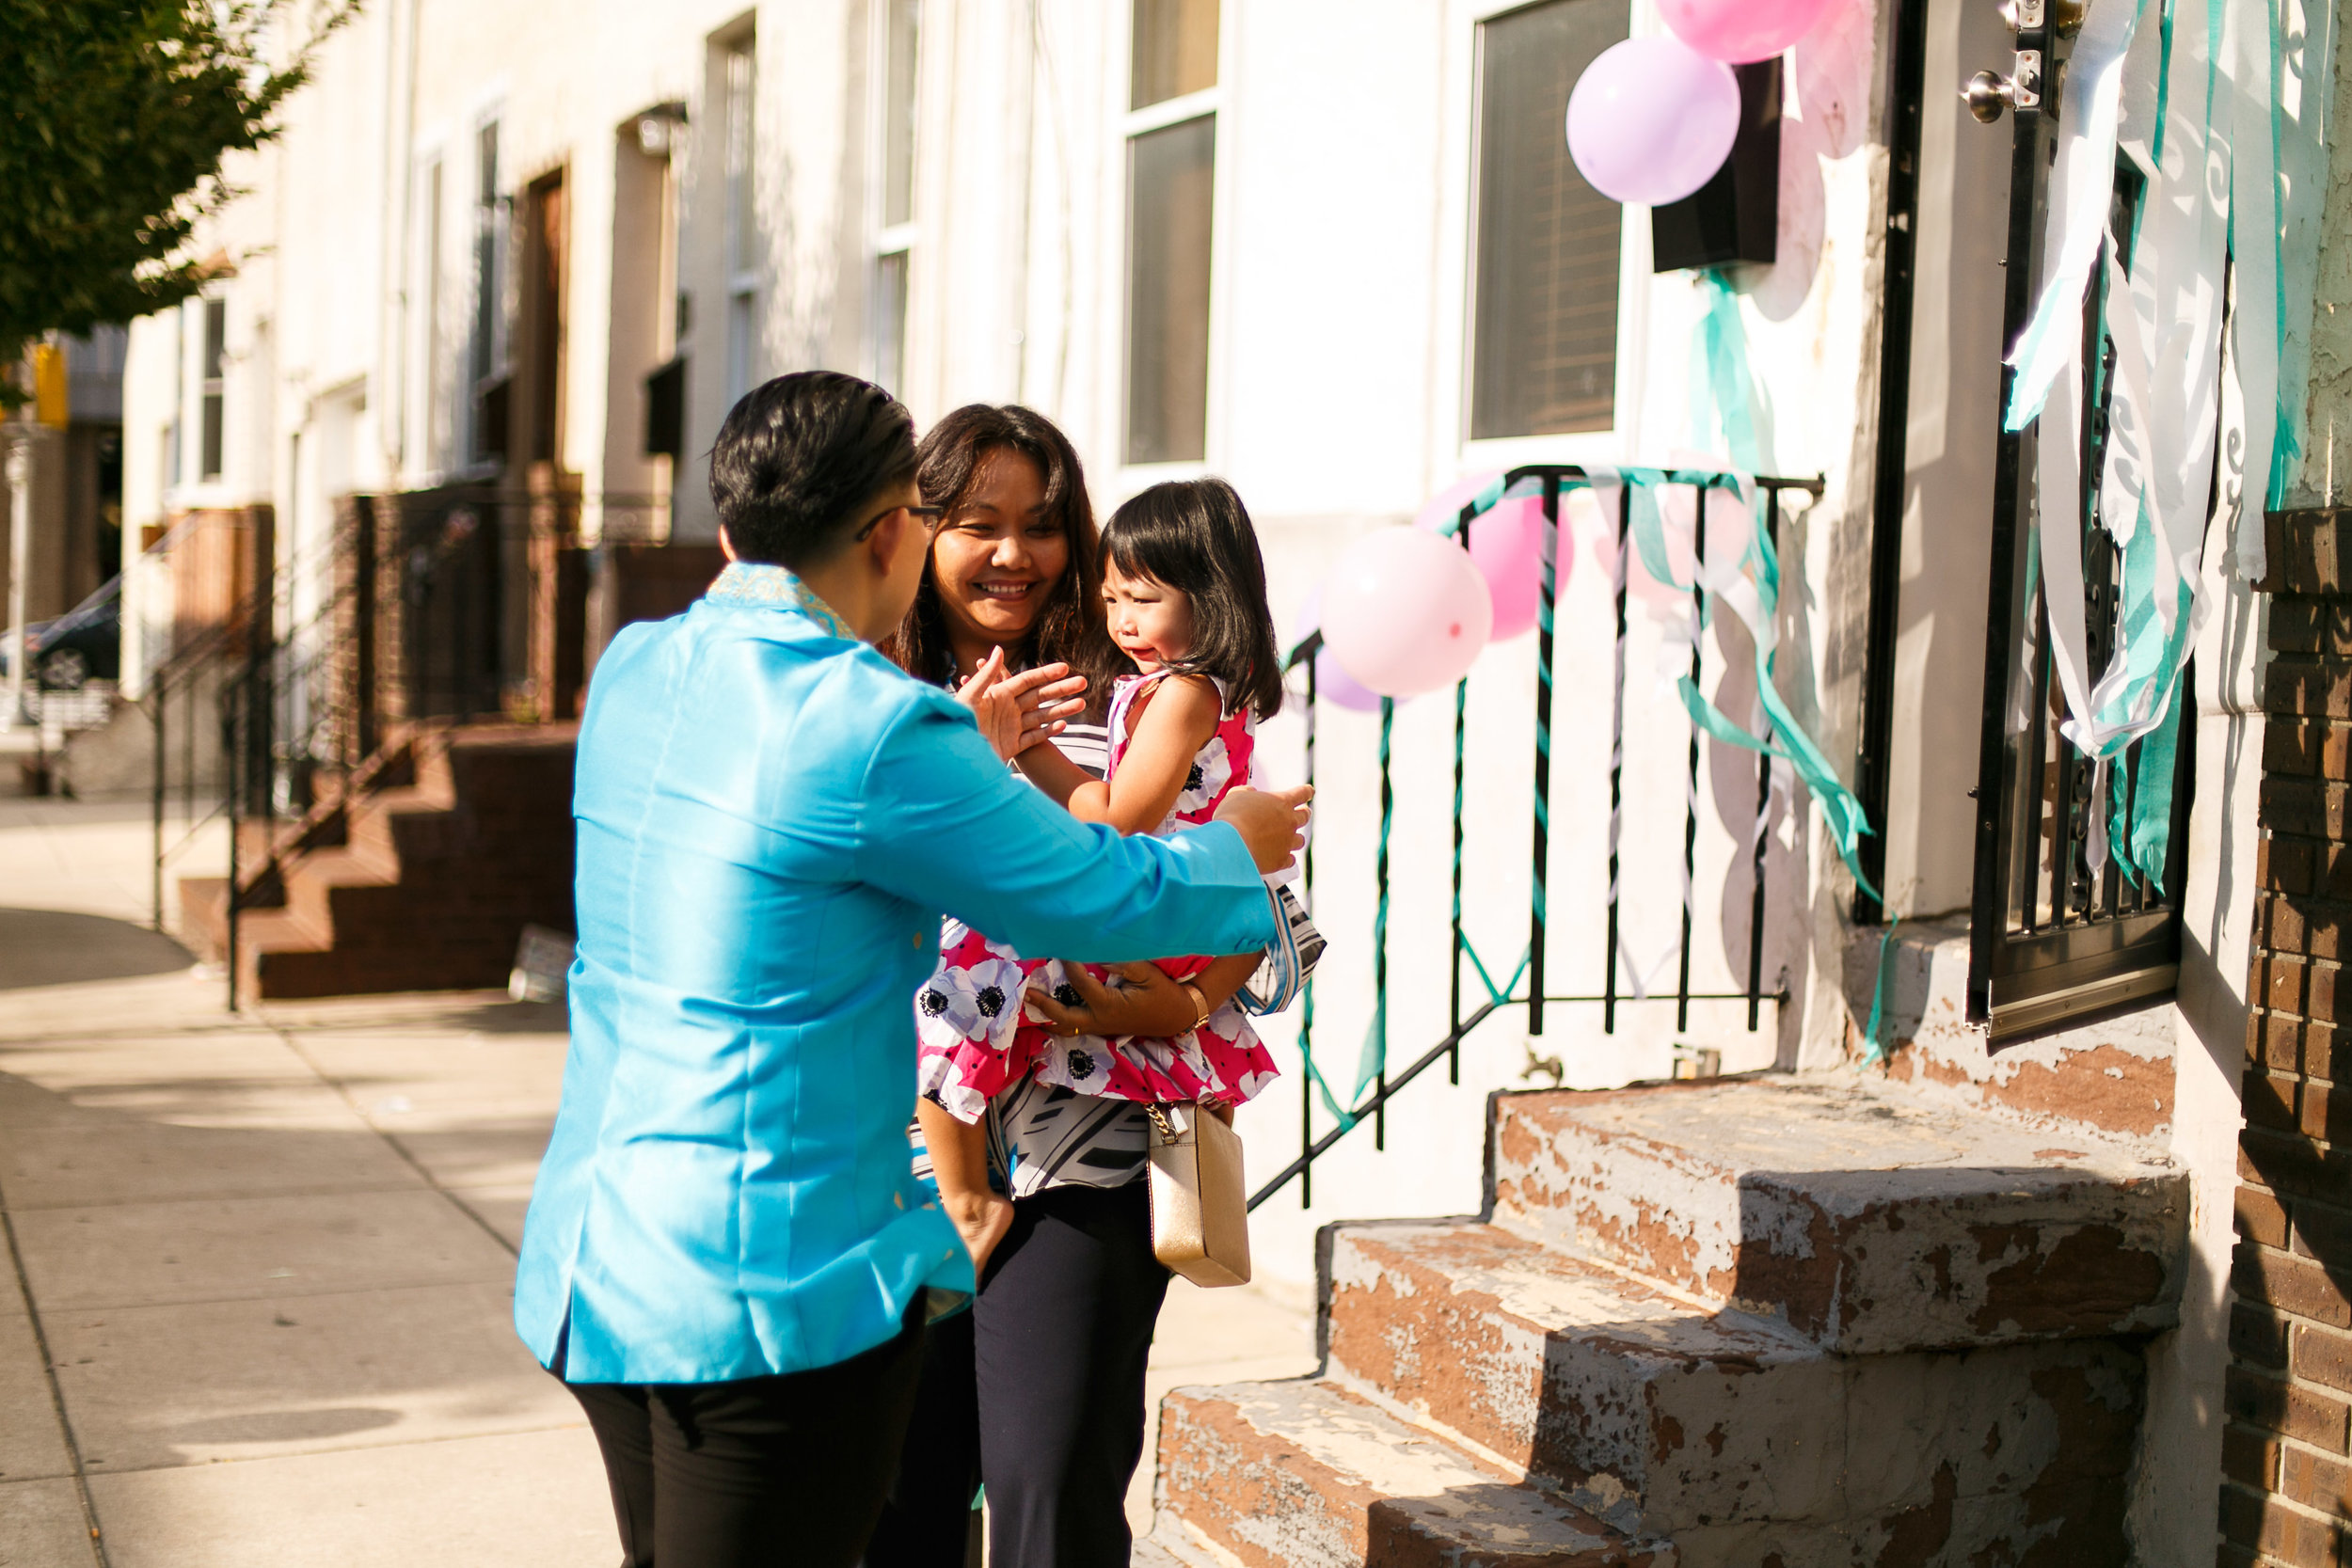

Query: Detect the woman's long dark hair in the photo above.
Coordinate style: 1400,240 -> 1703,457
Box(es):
890,405 -> 1121,708
1101,479 -> 1284,722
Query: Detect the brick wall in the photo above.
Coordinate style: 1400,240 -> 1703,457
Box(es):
2226,505 -> 2352,1567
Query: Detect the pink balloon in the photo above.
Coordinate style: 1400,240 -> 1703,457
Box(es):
1566,38 -> 1740,207
1321,530 -> 1494,699
1410,473 -> 1501,533
1661,0 -> 1838,63
1293,585 -> 1387,713
1414,490 -> 1564,642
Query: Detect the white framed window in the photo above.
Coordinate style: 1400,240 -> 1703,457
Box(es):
198,297 -> 226,482
868,0 -> 920,398
723,37 -> 759,408
161,304 -> 183,495
1465,0 -> 1629,441
1121,0 -> 1221,467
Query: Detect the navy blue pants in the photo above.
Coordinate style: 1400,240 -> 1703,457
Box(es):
864,1181 -> 1169,1568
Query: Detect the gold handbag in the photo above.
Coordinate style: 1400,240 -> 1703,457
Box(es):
1145,1103 -> 1252,1287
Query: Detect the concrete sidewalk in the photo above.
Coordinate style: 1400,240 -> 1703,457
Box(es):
0,797 -> 1313,1563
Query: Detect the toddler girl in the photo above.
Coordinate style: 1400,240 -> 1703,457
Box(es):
915,478 -> 1289,1124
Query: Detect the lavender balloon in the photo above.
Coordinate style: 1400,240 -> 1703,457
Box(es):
1565,37 -> 1741,207
1314,646 -> 1387,713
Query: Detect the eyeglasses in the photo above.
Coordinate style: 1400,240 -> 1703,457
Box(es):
854,503 -> 946,541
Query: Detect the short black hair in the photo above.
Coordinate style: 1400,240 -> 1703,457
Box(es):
1101,479 -> 1284,722
707,372 -> 918,566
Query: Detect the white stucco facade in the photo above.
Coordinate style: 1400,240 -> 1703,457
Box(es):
110,5 -> 2352,1559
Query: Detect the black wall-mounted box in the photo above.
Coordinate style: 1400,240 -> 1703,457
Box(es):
1651,58 -> 1782,272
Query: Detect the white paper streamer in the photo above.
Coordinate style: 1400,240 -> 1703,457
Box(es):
2098,240 -> 2152,550
2005,0 -> 2150,434
2228,0 -> 2281,580
2139,0 -> 2226,604
2011,0 -> 2300,763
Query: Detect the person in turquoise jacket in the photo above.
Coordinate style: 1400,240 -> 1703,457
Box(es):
512,372 -> 1306,1568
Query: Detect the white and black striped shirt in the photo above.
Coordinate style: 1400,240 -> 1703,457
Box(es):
908,717 -> 1157,1195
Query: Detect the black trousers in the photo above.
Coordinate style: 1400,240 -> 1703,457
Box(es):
865,1180 -> 1170,1568
860,1309 -> 982,1568
564,1305 -> 926,1568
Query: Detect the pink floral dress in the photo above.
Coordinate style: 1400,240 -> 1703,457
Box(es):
914,673 -> 1281,1122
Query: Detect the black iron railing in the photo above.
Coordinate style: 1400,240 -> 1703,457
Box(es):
152,487 -> 674,1007
144,506 -> 363,993
1251,464 -> 1824,1212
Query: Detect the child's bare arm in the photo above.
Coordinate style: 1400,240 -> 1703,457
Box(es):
1064,675 -> 1222,834
916,1098 -> 1012,1277
1011,737 -> 1093,807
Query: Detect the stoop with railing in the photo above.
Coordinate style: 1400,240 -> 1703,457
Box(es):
1251,463 -> 1825,1212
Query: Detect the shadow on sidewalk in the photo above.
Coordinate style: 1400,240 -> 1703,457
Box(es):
0,908 -> 193,991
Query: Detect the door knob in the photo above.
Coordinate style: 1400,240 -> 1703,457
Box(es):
1963,70 -> 2014,122
1963,51 -> 2042,123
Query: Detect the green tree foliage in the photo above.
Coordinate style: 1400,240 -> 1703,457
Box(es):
0,1 -> 348,395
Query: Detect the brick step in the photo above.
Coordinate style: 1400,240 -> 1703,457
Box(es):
1489,1072 -> 2185,1354
1324,1221 -> 2144,1544
346,791 -> 460,864
280,844 -> 402,928
1128,1534 -> 1192,1568
180,838 -> 400,963
1847,917 -> 2177,1145
253,934 -> 516,998
1153,1379 -> 1659,1567
177,875 -> 226,946
173,721 -> 576,1002
1661,1487 -> 2130,1568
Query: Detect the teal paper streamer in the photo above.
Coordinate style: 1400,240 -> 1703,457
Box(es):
1442,461 -> 1885,905
1698,270 -> 1766,474
1425,446 -> 1883,1043
1298,1030 -> 1358,1131
1643,480 -> 1882,905
1464,942 -> 1534,1009
2128,697 -> 2183,894
2107,748 -> 2137,882
1858,924 -> 1899,1065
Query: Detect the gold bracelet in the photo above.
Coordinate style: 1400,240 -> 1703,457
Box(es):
1180,981 -> 1212,1033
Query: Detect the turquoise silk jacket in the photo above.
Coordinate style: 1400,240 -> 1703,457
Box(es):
514,563 -> 1279,1385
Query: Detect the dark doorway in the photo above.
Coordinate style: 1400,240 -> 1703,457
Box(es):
522,171 -> 568,467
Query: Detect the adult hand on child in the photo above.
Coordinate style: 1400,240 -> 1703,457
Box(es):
1213,784 -> 1313,874
955,648 -> 1089,763
1025,961 -> 1197,1039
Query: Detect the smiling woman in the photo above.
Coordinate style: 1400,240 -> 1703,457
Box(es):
888,404 -> 1122,722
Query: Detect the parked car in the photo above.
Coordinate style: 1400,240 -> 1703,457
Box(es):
1,577 -> 122,689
